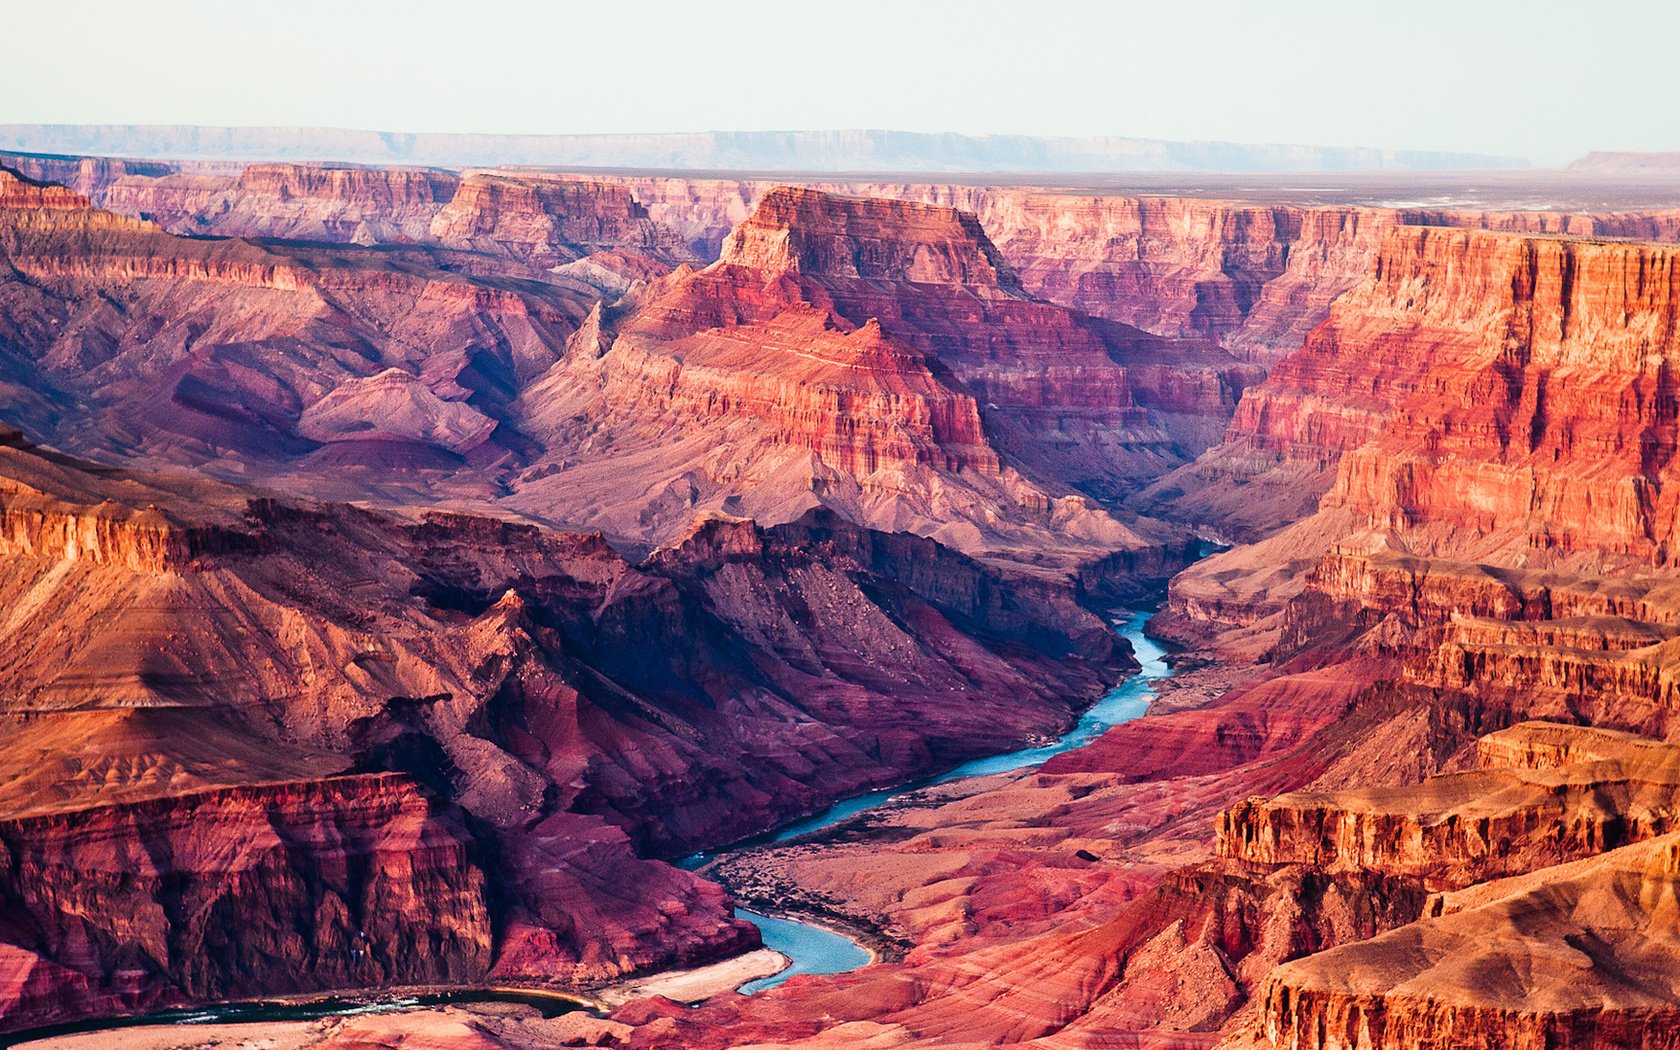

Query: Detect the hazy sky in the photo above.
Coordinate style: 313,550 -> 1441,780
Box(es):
8,0 -> 1676,164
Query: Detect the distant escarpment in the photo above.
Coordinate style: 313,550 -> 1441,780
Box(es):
0,124 -> 1530,173
15,153 -> 1677,372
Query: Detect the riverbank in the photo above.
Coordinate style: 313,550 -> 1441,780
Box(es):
694,608 -> 1178,988
701,776 -> 1028,963
8,986 -> 595,1048
593,948 -> 789,1007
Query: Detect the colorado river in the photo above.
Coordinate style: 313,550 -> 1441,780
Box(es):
733,909 -> 875,994
724,608 -> 1170,990
762,610 -> 1166,844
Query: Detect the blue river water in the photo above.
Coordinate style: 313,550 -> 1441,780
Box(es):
728,609 -> 1169,991
760,610 -> 1166,844
733,909 -> 875,994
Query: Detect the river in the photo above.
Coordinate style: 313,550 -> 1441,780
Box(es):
724,608 -> 1169,991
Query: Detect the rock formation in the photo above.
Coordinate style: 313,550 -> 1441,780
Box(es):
1238,724 -> 1680,1050
501,185 -> 1258,579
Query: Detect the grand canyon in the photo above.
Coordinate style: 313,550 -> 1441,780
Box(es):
5,14 -> 1680,1046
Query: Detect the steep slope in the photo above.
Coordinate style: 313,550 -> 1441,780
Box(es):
1167,227 -> 1680,629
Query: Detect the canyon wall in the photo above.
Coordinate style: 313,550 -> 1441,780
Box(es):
13,152 -> 1678,374
1145,222 -> 1680,1047
0,772 -> 491,1029
504,184 -> 1257,576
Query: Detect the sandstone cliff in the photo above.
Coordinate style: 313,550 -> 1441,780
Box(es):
1167,225 -> 1680,636
1235,724 -> 1680,1050
16,152 -> 1677,376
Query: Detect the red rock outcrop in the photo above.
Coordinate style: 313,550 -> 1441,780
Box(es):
705,188 -> 1263,495
427,172 -> 693,267
1320,230 -> 1680,565
1148,224 -> 1680,1047
0,771 -> 491,1031
116,162 -> 457,244
718,185 -> 1026,292
1234,725 -> 1680,1050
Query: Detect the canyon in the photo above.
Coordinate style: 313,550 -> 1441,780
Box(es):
3,144 -> 1680,1050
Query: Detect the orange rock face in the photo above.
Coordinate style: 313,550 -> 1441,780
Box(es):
502,185 -> 1259,578
1240,725 -> 1680,1050
1322,230 -> 1680,565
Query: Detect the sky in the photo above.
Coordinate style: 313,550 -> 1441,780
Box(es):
6,0 -> 1677,165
